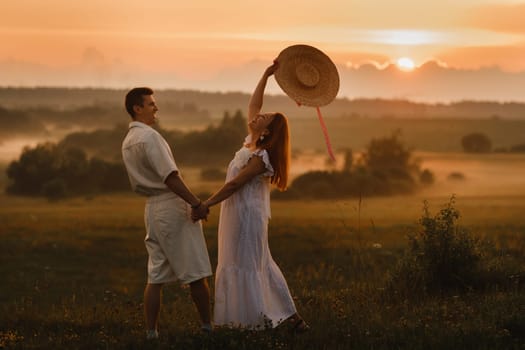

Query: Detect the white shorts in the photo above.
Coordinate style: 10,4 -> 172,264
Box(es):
144,192 -> 212,284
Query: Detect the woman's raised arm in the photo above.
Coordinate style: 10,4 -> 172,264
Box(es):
248,61 -> 279,123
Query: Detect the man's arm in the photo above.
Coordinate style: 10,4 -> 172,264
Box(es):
164,171 -> 201,208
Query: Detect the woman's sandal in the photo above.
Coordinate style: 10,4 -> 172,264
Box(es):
281,315 -> 310,334
291,318 -> 310,334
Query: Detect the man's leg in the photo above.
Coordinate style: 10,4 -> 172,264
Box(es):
189,278 -> 211,327
144,283 -> 163,336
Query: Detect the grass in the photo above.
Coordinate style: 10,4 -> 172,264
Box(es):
1,192 -> 524,349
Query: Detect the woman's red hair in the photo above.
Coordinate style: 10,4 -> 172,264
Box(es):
255,113 -> 290,191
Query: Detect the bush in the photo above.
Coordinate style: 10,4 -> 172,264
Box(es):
279,132 -> 434,199
41,178 -> 67,200
6,143 -> 129,197
284,171 -> 341,198
363,131 -> 414,173
388,196 -> 482,296
419,168 -> 435,185
447,172 -> 466,181
510,143 -> 525,153
461,133 -> 492,153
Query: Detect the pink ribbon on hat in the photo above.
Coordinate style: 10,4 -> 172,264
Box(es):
295,100 -> 336,162
316,107 -> 336,162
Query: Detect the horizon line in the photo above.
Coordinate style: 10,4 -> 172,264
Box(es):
1,85 -> 525,105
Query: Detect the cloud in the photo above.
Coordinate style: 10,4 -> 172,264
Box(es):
438,44 -> 525,73
1,55 -> 525,103
336,60 -> 525,102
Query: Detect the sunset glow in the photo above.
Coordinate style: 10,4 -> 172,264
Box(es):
1,0 -> 525,100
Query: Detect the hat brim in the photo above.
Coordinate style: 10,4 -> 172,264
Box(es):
275,45 -> 339,107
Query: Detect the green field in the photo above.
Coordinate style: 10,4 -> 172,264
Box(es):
1,153 -> 524,349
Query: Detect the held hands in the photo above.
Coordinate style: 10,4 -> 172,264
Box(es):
191,202 -> 210,222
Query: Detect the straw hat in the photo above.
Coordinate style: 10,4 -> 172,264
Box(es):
275,45 -> 339,107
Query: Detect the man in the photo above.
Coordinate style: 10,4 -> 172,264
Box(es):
122,87 -> 212,339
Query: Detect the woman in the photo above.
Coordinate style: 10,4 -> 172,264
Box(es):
192,61 -> 308,331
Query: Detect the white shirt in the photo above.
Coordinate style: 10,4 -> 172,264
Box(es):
122,121 -> 178,196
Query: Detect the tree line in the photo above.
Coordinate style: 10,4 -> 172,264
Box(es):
5,111 -> 247,199
0,101 -> 211,139
6,143 -> 129,199
3,87 -> 525,119
14,108 -> 523,200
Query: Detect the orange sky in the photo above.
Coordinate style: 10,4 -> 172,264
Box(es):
1,0 -> 525,92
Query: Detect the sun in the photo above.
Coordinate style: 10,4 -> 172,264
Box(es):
396,57 -> 415,71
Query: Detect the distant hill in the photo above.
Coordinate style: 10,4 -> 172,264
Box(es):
3,56 -> 525,102
2,87 -> 525,159
1,87 -> 525,123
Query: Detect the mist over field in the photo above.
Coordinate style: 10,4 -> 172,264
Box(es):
1,87 -> 525,162
2,87 -> 525,200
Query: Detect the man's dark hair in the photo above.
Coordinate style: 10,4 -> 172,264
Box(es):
125,87 -> 154,118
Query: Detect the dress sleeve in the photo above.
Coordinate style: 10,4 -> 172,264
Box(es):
250,149 -> 274,177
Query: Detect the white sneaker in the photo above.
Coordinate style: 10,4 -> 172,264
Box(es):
201,323 -> 213,333
146,329 -> 159,340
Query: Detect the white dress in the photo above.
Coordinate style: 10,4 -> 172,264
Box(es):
213,138 -> 297,329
